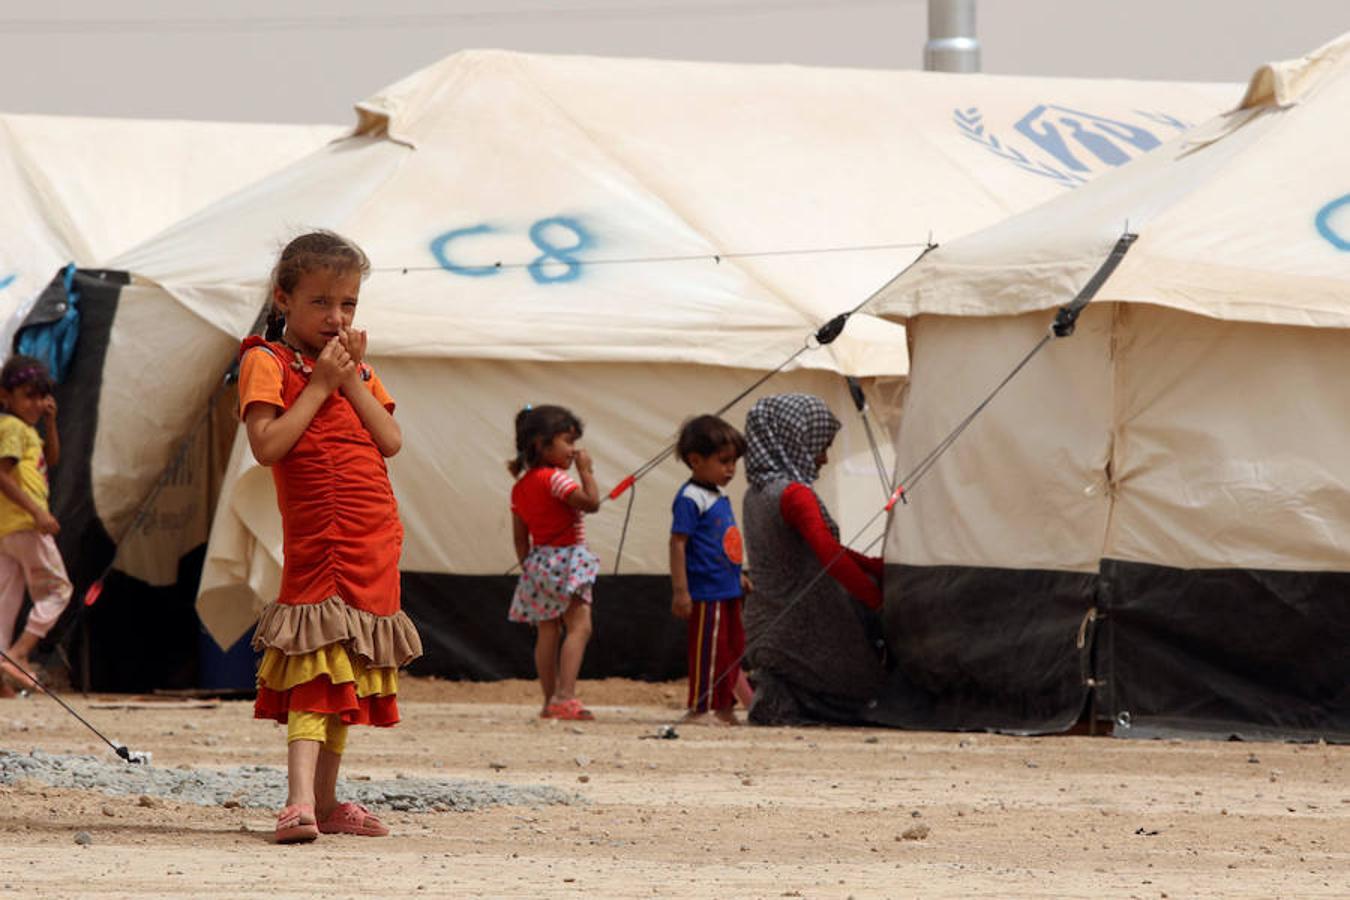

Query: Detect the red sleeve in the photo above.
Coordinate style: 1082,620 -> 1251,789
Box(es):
846,548 -> 884,578
779,483 -> 882,609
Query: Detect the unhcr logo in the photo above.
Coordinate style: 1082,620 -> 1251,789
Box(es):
955,105 -> 1190,188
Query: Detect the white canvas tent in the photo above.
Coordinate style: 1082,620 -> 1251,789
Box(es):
869,33 -> 1350,739
0,113 -> 342,355
81,50 -> 1235,678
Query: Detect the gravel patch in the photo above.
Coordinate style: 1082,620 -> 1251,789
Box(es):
0,749 -> 575,812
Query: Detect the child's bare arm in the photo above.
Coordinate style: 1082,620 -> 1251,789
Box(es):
342,373 -> 402,457
41,396 -> 59,467
244,340 -> 352,465
512,512 -> 530,564
0,458 -> 58,534
564,449 -> 601,512
669,533 -> 692,619
335,327 -> 401,457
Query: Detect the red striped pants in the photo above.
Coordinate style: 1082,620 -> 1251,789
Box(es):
686,596 -> 745,713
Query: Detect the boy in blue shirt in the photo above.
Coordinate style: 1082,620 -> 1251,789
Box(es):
670,415 -> 753,724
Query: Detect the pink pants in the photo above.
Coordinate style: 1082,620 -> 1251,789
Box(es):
0,530 -> 72,650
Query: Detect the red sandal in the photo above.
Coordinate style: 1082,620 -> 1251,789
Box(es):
318,802 -> 389,837
542,698 -> 595,721
274,803 -> 319,844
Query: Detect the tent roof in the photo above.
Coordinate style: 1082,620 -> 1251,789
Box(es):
0,113 -> 342,351
871,32 -> 1350,329
111,50 -> 1236,376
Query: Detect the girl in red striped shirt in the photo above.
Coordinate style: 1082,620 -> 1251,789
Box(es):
507,405 -> 601,720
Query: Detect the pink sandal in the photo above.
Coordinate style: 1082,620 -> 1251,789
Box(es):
542,698 -> 595,721
318,802 -> 389,837
274,803 -> 319,844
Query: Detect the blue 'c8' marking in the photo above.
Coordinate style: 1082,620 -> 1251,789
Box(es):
0,274 -> 14,291
429,224 -> 501,276
527,217 -> 591,284
1315,194 -> 1350,251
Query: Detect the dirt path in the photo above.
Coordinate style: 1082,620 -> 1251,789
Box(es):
1,678 -> 1346,898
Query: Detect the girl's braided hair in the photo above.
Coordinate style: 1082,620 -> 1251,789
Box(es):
264,230 -> 371,341
508,405 -> 584,477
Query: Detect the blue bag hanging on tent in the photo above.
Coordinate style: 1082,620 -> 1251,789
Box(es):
15,263 -> 81,384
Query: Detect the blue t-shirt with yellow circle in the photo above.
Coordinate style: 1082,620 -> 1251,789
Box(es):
670,480 -> 744,602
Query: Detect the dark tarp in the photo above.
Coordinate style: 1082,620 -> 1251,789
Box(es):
78,547 -> 206,693
873,564 -> 1095,735
402,573 -> 685,681
11,270 -> 126,669
76,566 -> 687,691
1097,559 -> 1350,741
874,559 -> 1350,741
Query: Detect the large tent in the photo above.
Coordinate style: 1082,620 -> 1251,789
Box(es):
68,50 -> 1235,682
0,113 -> 342,355
869,33 -> 1350,740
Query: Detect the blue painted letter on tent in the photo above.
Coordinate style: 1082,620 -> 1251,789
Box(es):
527,217 -> 591,284
430,224 -> 501,276
1315,194 -> 1350,251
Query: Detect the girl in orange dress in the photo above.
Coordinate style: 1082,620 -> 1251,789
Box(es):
239,231 -> 421,844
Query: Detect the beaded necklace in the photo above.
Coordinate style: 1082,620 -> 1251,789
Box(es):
278,333 -> 315,376
278,332 -> 371,381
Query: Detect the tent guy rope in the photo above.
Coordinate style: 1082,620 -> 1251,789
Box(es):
687,231 -> 1140,707
506,241 -> 939,576
377,240 -> 935,275
0,648 -> 149,765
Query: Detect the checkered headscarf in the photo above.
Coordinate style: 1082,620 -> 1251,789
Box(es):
744,394 -> 841,491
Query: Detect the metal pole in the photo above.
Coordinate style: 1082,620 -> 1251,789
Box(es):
924,0 -> 981,73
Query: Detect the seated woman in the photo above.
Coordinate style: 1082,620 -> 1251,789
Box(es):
741,393 -> 888,725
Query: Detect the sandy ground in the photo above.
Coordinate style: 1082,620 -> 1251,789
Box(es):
0,677 -> 1346,899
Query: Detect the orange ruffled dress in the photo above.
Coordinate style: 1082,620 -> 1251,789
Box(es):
238,337 -> 422,728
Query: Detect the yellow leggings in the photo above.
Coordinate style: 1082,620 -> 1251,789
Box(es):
286,711 -> 349,755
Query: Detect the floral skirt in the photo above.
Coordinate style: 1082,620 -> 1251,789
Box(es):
509,544 -> 600,624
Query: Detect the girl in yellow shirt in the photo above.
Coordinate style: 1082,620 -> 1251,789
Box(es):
0,355 -> 71,695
